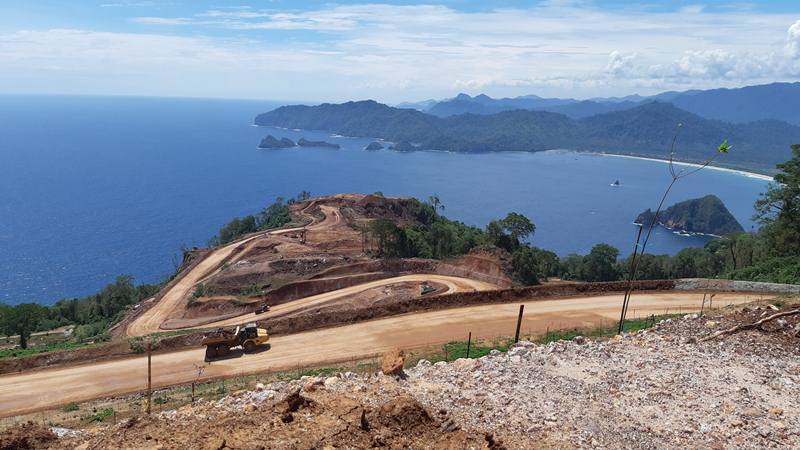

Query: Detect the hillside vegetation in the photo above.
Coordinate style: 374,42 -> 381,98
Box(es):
255,100 -> 799,171
636,195 -> 743,236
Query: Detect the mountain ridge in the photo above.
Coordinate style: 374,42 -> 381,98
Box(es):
255,100 -> 799,172
415,82 -> 800,125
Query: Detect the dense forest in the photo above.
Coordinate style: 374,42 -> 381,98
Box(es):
255,100 -> 800,171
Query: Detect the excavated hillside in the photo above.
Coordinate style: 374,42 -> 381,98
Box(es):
153,193 -> 510,331
10,299 -> 799,450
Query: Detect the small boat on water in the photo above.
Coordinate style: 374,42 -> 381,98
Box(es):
610,180 -> 621,187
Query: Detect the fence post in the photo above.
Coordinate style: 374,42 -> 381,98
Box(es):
514,305 -> 525,343
191,382 -> 195,403
466,332 -> 472,358
146,342 -> 152,415
700,293 -> 707,316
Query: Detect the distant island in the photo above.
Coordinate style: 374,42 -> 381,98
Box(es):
254,99 -> 800,172
259,136 -> 341,149
297,138 -> 340,149
258,135 -> 296,149
635,195 -> 744,236
364,141 -> 383,151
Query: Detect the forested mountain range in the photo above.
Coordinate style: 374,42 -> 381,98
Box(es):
255,100 -> 800,172
418,82 -> 800,125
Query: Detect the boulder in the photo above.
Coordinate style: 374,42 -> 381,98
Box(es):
381,348 -> 406,376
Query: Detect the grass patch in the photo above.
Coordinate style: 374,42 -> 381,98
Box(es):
82,408 -> 114,423
0,340 -> 91,359
415,314 -> 683,364
61,402 -> 79,413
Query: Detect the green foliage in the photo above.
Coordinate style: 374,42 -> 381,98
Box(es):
755,144 -> 800,255
538,314 -> 682,344
192,283 -> 208,299
580,244 -> 620,282
510,246 -> 558,285
727,256 -> 800,284
636,195 -> 743,236
365,203 -> 485,260
0,339 -> 89,359
62,402 -> 79,412
239,284 -> 265,297
210,192 -> 310,246
0,303 -> 48,349
363,199 -> 550,287
214,215 -> 258,245
82,408 -> 114,423
74,321 -> 111,343
128,336 -> 146,353
257,197 -> 292,230
47,275 -> 159,328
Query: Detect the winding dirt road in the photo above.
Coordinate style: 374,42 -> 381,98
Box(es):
0,291 -> 770,417
198,274 -> 496,329
127,202 -> 495,336
126,204 -> 334,337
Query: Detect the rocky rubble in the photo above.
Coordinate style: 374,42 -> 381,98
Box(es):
21,304 -> 800,449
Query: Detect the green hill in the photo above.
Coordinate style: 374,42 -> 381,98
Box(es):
635,195 -> 744,236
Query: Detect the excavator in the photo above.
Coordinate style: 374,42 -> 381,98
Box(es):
202,323 -> 269,361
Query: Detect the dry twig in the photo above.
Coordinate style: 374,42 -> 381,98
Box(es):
700,309 -> 800,342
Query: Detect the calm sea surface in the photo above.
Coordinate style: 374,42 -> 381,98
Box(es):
0,96 -> 770,304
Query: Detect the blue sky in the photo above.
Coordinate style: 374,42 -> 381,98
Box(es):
1,1 -> 799,102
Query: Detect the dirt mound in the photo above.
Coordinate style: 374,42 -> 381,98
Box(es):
0,422 -> 56,450
52,389 -> 492,449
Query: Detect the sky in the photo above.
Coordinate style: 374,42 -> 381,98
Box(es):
1,1 -> 799,103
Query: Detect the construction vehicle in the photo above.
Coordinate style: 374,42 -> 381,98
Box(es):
420,282 -> 436,296
202,323 -> 269,361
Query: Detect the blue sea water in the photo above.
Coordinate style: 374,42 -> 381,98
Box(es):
0,95 -> 771,305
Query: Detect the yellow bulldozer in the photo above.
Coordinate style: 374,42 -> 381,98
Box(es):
202,323 -> 269,361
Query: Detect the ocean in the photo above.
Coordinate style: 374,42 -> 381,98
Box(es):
0,95 -> 771,305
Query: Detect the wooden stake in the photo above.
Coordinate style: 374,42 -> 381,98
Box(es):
466,332 -> 472,358
514,305 -> 525,343
146,342 -> 152,415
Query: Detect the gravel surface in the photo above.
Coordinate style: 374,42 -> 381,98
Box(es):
18,303 -> 800,449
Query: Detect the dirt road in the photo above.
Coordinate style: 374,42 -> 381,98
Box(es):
126,203 -> 330,337
127,201 -> 495,335
0,291 -> 768,417
197,274 -> 496,329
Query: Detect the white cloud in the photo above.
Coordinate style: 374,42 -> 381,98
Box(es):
131,17 -> 194,25
3,4 -> 800,100
787,19 -> 800,58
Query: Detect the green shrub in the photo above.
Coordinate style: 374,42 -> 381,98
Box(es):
82,408 -> 114,422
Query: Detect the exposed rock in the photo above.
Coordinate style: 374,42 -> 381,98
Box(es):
258,135 -> 296,149
364,141 -> 384,151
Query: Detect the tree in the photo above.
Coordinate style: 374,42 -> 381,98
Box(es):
257,197 -> 292,230
427,195 -> 445,214
510,246 -> 558,285
755,144 -> 800,256
581,244 -> 620,282
501,212 -> 536,243
0,303 -> 48,349
368,218 -> 400,257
